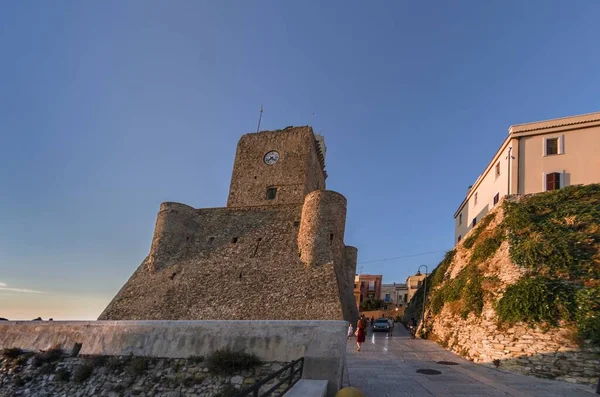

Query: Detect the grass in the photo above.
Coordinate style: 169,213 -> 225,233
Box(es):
33,346 -> 63,367
207,348 -> 261,375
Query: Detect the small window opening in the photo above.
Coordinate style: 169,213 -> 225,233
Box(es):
329,233 -> 334,245
459,213 -> 462,225
169,272 -> 177,280
495,162 -> 501,178
239,271 -> 242,279
458,235 -> 462,242
266,187 -> 277,200
252,238 -> 262,257
231,237 -> 238,244
546,138 -> 559,155
208,236 -> 215,243
493,193 -> 500,205
293,221 -> 300,227
474,192 -> 478,206
472,217 -> 477,227
186,236 -> 190,241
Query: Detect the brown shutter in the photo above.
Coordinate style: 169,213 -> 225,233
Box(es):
546,172 -> 560,191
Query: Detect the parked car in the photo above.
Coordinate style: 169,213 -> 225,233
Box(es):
372,318 -> 391,332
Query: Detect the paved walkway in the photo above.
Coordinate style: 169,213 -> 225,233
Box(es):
343,324 -> 597,397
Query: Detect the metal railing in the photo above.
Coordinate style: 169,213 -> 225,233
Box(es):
235,357 -> 304,397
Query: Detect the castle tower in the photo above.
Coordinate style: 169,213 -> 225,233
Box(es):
227,126 -> 327,207
99,126 -> 357,325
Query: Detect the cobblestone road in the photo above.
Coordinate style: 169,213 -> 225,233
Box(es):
343,324 -> 596,396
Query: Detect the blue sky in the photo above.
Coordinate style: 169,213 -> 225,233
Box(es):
1,1 -> 599,320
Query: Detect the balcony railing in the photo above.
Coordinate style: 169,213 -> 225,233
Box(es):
234,357 -> 304,397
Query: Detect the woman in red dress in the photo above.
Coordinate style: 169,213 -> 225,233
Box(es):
356,314 -> 367,351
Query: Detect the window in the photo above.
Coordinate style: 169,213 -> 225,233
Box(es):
459,213 -> 462,225
266,187 -> 277,200
361,282 -> 364,287
474,192 -> 478,205
231,237 -> 238,244
368,281 -> 375,290
417,281 -> 422,288
404,294 -> 408,302
457,235 -> 462,242
384,294 -> 391,302
495,162 -> 501,178
493,193 -> 500,205
546,138 -> 559,155
546,172 -> 561,191
472,217 -> 477,227
360,295 -> 363,303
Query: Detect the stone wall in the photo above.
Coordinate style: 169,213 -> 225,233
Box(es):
100,201 -> 352,322
227,126 -> 325,207
1,353 -> 291,397
422,204 -> 600,385
0,320 -> 348,396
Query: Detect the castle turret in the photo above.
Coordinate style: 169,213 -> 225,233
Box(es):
297,190 -> 347,267
147,202 -> 197,272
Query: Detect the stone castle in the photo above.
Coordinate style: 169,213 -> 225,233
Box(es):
99,126 -> 359,323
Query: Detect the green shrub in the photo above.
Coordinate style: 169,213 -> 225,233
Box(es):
73,363 -> 94,383
207,348 -> 261,375
33,347 -> 63,367
429,249 -> 456,287
127,357 -> 148,376
55,368 -> 70,382
469,230 -> 504,265
574,286 -> 600,345
503,185 -> 600,279
187,355 -> 204,364
2,347 -> 23,359
496,277 -> 576,325
106,356 -> 126,372
462,213 -> 496,249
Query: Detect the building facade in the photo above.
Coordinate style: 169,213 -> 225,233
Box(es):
99,126 -> 359,324
454,111 -> 600,244
354,274 -> 382,308
380,283 -> 409,307
406,272 -> 427,303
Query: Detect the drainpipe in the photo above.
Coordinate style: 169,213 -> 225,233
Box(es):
507,146 -> 512,195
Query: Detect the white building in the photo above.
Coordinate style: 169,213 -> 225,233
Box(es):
454,111 -> 600,244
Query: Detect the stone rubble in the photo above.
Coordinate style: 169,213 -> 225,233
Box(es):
0,353 -> 294,397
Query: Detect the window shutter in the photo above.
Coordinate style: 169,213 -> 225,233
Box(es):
543,139 -> 547,156
542,172 -> 546,191
559,135 -> 565,154
561,170 -> 566,188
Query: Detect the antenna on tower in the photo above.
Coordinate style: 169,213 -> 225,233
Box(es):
256,105 -> 263,133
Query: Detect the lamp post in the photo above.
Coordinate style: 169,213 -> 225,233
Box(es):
417,265 -> 428,333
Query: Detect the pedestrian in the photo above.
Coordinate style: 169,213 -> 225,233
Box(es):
347,323 -> 354,340
356,315 -> 367,351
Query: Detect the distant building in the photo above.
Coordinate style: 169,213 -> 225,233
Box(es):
354,274 -> 382,307
380,283 -> 409,307
454,111 -> 600,244
406,272 -> 427,303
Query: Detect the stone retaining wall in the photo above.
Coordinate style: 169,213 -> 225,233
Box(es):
431,309 -> 600,384
0,320 -> 347,396
1,352 -> 291,397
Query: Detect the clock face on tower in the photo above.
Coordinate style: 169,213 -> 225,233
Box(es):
264,151 -> 279,165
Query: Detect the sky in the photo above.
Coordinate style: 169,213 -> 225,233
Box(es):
1,1 -> 600,320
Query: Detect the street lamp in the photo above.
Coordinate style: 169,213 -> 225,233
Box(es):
417,265 -> 428,334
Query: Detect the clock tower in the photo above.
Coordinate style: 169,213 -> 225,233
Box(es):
226,126 -> 327,207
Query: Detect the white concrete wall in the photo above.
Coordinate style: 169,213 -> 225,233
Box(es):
0,320 -> 347,396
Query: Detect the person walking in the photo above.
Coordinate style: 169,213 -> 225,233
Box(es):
356,315 -> 367,351
347,323 -> 354,340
